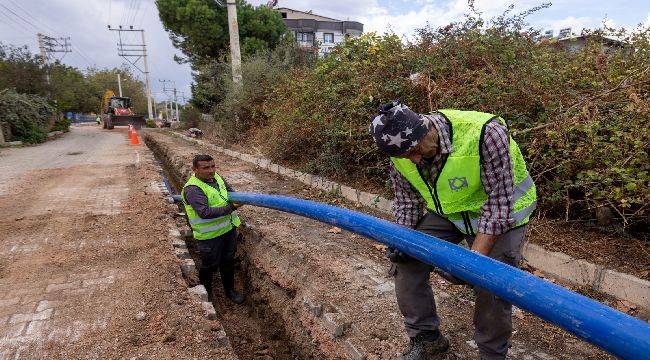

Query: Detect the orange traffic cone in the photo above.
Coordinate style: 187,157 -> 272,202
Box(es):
130,127 -> 140,145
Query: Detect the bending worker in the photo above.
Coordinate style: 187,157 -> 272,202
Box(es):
181,154 -> 244,304
369,100 -> 536,360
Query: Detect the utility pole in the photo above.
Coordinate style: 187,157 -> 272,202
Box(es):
37,33 -> 50,86
37,33 -> 71,87
108,26 -> 153,120
159,79 -> 180,121
226,0 -> 243,86
117,73 -> 123,97
173,84 -> 180,122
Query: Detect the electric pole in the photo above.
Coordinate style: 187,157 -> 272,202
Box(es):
173,85 -> 180,122
226,0 -> 243,86
159,79 -> 180,121
117,73 -> 123,97
108,26 -> 153,120
37,33 -> 71,86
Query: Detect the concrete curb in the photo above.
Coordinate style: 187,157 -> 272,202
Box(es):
169,131 -> 649,310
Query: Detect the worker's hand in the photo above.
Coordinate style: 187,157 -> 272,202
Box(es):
432,267 -> 471,286
386,247 -> 407,263
471,233 -> 498,256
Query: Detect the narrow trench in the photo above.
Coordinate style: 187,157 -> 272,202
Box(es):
153,155 -> 302,360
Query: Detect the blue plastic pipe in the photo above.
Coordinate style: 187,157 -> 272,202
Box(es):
226,192 -> 650,359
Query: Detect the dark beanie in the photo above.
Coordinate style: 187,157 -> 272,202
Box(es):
369,100 -> 430,156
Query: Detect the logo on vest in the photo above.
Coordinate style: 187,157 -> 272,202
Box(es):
448,177 -> 468,191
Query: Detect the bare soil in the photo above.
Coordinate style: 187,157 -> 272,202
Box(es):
0,127 -> 234,359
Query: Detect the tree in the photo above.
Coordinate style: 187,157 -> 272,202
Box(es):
0,43 -> 48,95
156,0 -> 286,63
84,68 -> 148,114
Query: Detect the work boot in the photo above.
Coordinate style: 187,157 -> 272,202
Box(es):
397,331 -> 450,360
225,288 -> 245,304
220,265 -> 245,304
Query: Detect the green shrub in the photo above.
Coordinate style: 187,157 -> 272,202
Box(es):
145,119 -> 157,128
52,117 -> 70,132
211,40 -> 315,139
0,89 -> 55,143
205,3 -> 649,229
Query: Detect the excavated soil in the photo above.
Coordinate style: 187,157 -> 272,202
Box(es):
0,127 -> 236,359
145,129 -> 615,360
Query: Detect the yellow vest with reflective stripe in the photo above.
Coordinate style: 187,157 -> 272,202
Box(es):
181,174 -> 241,240
391,109 -> 537,235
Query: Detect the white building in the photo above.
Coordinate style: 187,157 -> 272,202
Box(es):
276,7 -> 364,57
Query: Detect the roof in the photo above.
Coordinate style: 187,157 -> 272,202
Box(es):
556,34 -> 626,47
275,7 -> 342,22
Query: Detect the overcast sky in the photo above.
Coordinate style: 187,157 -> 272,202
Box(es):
1,0 -> 649,104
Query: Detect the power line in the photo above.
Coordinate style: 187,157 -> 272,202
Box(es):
0,7 -> 32,33
0,3 -> 40,31
3,0 -> 99,68
107,0 -> 112,25
129,0 -> 142,26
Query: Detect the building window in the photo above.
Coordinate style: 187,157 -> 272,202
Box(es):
323,33 -> 334,43
281,12 -> 287,18
296,32 -> 314,43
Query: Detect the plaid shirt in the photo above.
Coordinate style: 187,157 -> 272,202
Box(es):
389,113 -> 515,235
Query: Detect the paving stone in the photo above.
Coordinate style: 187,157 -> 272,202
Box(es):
181,259 -> 197,278
82,276 -> 115,287
25,320 -> 49,336
174,248 -> 191,260
9,309 -> 53,324
168,228 -> 182,238
189,285 -> 208,302
302,295 -> 323,317
201,301 -> 217,320
321,312 -> 350,338
171,238 -> 187,249
0,298 -> 19,308
213,329 -> 230,347
344,339 -> 366,360
36,300 -> 52,312
8,288 -> 42,297
2,322 -> 27,338
46,281 -> 80,293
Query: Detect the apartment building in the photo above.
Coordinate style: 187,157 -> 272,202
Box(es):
277,7 -> 364,57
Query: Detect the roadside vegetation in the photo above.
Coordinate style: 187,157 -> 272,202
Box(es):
0,42 -> 147,143
170,1 -> 649,232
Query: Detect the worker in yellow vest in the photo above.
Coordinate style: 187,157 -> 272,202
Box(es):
181,154 -> 244,304
369,100 -> 536,360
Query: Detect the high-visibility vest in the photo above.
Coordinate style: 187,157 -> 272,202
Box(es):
391,109 -> 537,235
181,174 -> 241,240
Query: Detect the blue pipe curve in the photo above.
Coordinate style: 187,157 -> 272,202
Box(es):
227,192 -> 650,359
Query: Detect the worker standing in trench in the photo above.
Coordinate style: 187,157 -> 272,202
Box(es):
369,100 -> 537,360
181,154 -> 245,304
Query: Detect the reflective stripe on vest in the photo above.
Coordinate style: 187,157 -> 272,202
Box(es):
189,210 -> 239,226
391,109 -> 537,234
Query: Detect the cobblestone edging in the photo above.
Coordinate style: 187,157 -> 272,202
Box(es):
144,151 -> 233,351
168,131 -> 649,310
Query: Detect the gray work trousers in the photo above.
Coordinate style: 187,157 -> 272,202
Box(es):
394,212 -> 527,360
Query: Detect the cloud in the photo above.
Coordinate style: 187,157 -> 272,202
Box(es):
541,16 -> 598,35
0,0 -> 191,101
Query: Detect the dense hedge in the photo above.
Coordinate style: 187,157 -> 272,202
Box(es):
0,89 -> 57,143
212,11 -> 650,229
